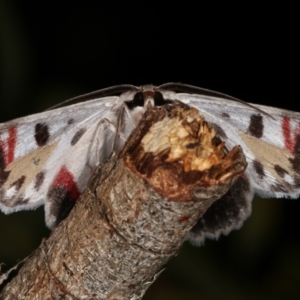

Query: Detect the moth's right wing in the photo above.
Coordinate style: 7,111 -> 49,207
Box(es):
0,96 -> 128,226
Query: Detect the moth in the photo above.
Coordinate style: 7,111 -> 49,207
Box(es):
0,83 -> 299,244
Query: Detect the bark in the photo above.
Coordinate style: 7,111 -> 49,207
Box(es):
0,103 -> 246,299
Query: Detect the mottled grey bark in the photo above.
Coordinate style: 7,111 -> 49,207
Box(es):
0,103 -> 246,299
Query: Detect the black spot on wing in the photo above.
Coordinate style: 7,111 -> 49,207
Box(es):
253,160 -> 265,179
34,171 -> 45,191
274,164 -> 288,178
0,148 -> 5,170
71,128 -> 87,146
13,195 -> 29,206
47,186 -> 76,227
0,192 -> 29,207
271,183 -> 289,193
0,147 -> 10,188
0,190 -> 4,203
293,176 -> 300,188
210,123 -> 227,139
10,175 -> 26,191
222,112 -> 230,118
248,114 -> 263,138
68,119 -> 75,125
35,123 -> 50,146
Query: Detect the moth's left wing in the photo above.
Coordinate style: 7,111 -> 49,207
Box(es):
176,93 -> 300,199
0,95 -> 130,228
173,93 -> 300,244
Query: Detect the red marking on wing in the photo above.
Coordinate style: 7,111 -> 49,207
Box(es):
52,166 -> 81,200
282,116 -> 300,152
0,126 -> 17,165
7,127 -> 17,164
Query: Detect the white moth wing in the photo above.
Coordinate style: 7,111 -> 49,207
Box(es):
175,93 -> 300,199
2,83 -> 299,236
0,95 -> 132,228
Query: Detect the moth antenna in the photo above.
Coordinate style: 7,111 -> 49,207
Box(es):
159,82 -> 274,120
46,84 -> 138,111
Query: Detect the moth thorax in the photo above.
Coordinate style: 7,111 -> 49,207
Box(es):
143,90 -> 157,109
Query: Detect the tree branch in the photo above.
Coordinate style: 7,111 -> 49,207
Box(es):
0,103 -> 246,299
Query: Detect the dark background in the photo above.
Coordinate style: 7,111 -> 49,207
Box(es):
0,2 -> 299,299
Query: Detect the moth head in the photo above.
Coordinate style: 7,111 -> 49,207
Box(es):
122,86 -> 175,126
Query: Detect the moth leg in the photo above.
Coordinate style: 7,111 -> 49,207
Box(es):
91,118 -> 121,167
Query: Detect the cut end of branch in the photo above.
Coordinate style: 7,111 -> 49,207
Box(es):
121,103 -> 247,202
